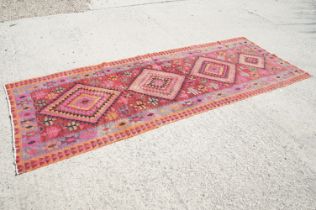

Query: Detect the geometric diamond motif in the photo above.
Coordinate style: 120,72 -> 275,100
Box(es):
239,53 -> 265,68
128,69 -> 185,100
191,57 -> 236,83
68,93 -> 101,110
40,84 -> 120,123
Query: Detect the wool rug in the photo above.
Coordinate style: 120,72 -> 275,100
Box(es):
5,37 -> 310,174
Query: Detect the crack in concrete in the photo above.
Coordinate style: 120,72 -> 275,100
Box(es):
244,9 -> 275,24
90,0 -> 190,10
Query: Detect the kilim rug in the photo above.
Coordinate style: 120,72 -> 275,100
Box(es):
5,37 -> 310,174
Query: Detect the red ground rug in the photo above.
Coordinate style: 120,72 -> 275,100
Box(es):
5,37 -> 310,174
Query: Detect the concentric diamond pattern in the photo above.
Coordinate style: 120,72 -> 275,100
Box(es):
239,53 -> 265,68
191,57 -> 236,83
128,69 -> 185,100
41,84 -> 120,123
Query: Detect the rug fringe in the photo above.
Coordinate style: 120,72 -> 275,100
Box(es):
3,84 -> 19,175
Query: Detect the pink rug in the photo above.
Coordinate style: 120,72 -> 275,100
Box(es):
5,37 -> 310,174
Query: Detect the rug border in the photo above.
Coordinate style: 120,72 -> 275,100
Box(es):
4,37 -> 311,174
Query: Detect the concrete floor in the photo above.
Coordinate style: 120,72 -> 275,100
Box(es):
0,0 -> 90,22
0,0 -> 316,209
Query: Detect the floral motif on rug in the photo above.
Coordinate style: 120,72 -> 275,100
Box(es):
5,37 -> 310,174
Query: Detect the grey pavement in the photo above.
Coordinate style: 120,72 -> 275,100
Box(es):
0,0 -> 315,209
